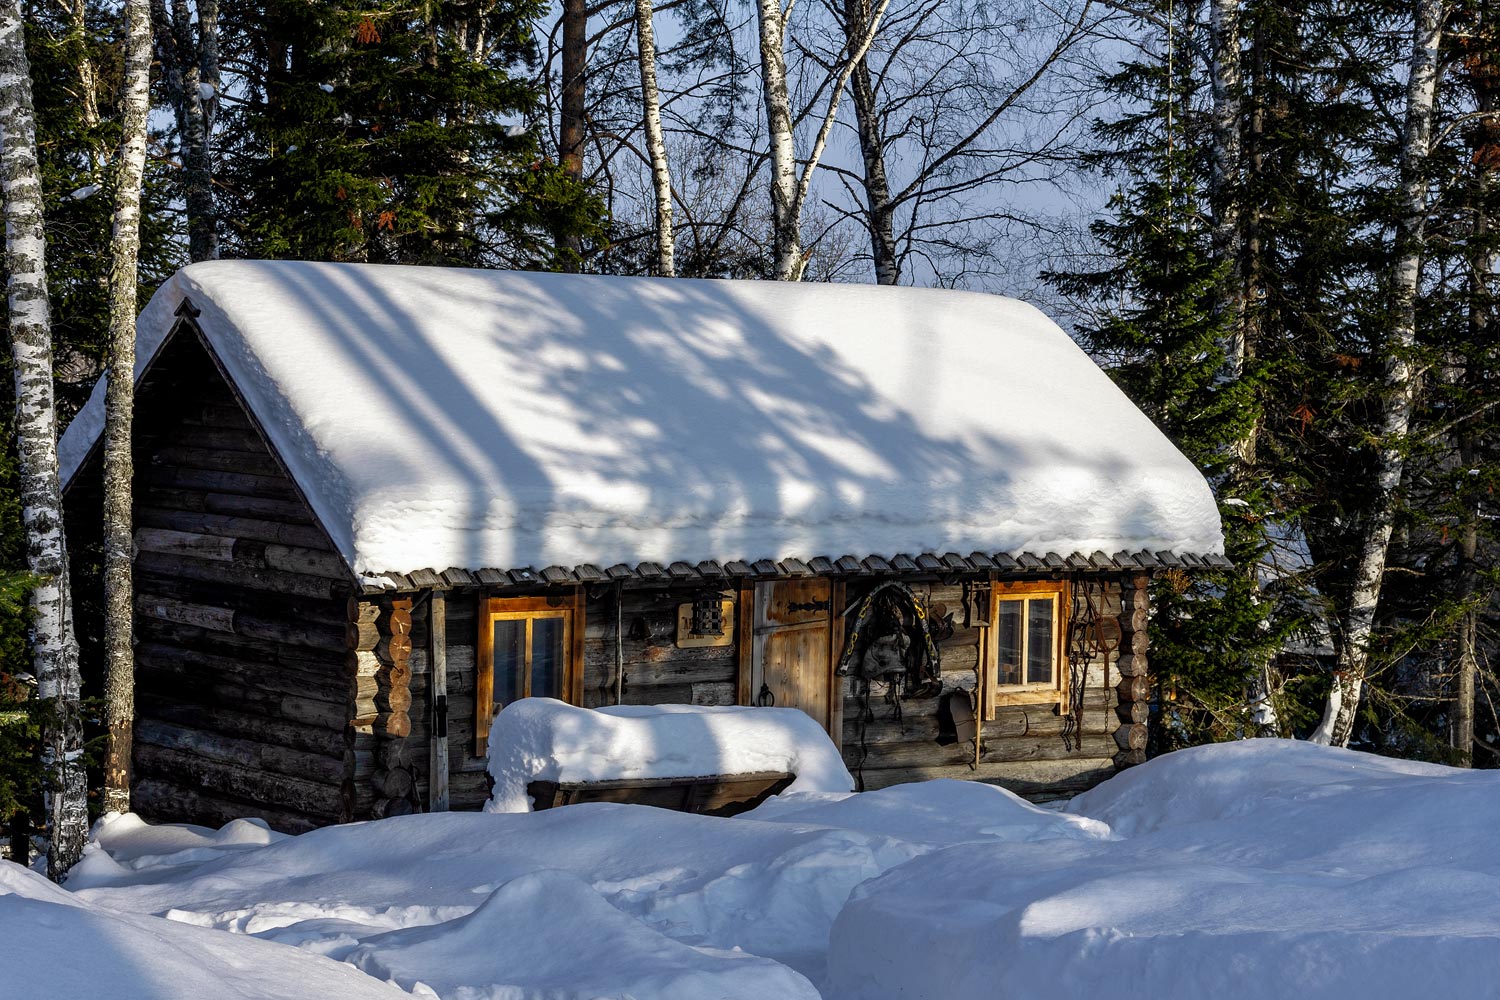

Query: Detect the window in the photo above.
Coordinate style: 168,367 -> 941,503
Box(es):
988,580 -> 1069,710
475,594 -> 584,755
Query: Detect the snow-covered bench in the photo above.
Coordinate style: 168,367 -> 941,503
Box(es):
484,700 -> 855,815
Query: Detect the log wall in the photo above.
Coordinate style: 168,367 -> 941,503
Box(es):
121,329 -> 357,832
838,579 -> 1121,801
390,577 -> 1124,813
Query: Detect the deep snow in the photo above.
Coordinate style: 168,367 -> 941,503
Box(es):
56,261 -> 1223,579
5,741 -> 1497,999
485,699 -> 855,812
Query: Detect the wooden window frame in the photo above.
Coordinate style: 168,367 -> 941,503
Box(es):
475,592 -> 585,757
986,579 -> 1070,713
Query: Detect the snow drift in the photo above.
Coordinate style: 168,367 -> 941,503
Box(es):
484,699 -> 855,812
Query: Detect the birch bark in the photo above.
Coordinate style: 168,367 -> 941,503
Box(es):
101,0 -> 153,816
0,0 -> 87,879
1310,0 -> 1446,747
756,0 -> 890,279
634,0 -> 674,276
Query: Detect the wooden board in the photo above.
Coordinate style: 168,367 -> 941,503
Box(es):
528,771 -> 794,817
751,579 -> 834,731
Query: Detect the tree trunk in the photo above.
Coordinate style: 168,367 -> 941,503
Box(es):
187,0 -> 219,261
558,0 -> 587,269
70,0 -> 101,138
1211,0 -> 1245,376
757,0 -> 801,280
0,1 -> 87,880
846,0 -> 896,285
1310,0 -> 1445,747
633,0 -> 674,276
101,0 -> 154,817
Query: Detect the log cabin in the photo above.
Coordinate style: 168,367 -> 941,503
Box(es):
59,261 -> 1227,832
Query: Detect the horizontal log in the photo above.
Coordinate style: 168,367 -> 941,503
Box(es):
856,757 -> 1116,801
1114,723 -> 1148,752
141,465 -> 303,502
1114,748 -> 1147,768
149,444 -> 285,478
134,744 -> 344,817
1116,675 -> 1150,703
132,778 -> 324,835
137,551 -> 349,605
846,731 -> 1119,770
140,696 -> 348,759
139,425 -> 268,456
136,645 -> 350,718
135,636 -> 348,700
1115,700 -> 1148,725
136,595 -> 349,652
138,618 -> 347,674
138,486 -> 317,524
1115,654 -> 1148,678
134,719 -> 347,786
448,770 -> 491,811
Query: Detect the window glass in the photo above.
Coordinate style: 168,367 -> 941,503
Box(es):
997,600 -> 1023,686
493,619 -> 525,705
1027,599 -> 1054,684
531,617 -> 565,699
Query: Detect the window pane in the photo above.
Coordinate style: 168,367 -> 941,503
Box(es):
997,601 -> 1022,686
493,619 -> 525,706
1027,599 -> 1054,685
531,617 -> 565,700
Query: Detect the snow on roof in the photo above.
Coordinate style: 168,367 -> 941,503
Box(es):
58,260 -> 1223,580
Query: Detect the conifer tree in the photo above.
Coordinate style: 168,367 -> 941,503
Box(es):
225,0 -> 601,267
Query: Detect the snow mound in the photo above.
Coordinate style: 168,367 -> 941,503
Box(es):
58,261 -> 1223,577
747,778 -> 1112,847
828,741 -> 1500,1000
1,861 -> 403,1000
70,811 -> 287,888
484,699 -> 854,812
1066,738 -> 1458,837
346,868 -> 819,1000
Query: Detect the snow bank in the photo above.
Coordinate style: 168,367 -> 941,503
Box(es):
345,868 -> 818,1000
827,741 -> 1500,1000
61,740 -> 1498,1000
57,261 -> 1223,578
0,861 -> 403,1000
747,778 -> 1111,847
484,700 -> 854,812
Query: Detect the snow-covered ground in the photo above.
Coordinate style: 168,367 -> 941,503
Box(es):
5,740 -> 1499,999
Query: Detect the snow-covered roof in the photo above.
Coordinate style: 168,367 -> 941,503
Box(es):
59,260 -> 1224,584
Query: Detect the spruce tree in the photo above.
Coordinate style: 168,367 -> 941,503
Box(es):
224,0 -> 601,267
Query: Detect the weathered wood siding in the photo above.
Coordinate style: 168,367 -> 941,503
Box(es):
122,330 -> 356,832
840,580 -> 1120,801
387,578 -> 1121,813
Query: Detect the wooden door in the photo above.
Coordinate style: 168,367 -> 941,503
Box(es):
750,579 -> 839,733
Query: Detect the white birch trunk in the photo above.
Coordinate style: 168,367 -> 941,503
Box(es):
756,0 -> 890,280
0,1 -> 87,879
1310,0 -> 1445,747
757,0 -> 801,279
101,0 -> 153,816
634,0 -> 674,276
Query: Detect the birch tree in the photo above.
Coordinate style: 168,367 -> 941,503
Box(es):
101,0 -> 153,816
756,0 -> 889,279
1310,0 -> 1447,747
634,0 -> 674,275
0,0 -> 86,879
